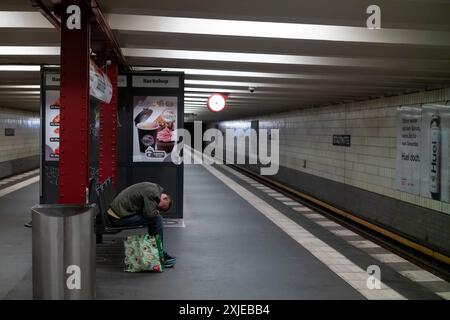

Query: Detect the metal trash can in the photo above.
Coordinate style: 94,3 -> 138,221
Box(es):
32,204 -> 96,300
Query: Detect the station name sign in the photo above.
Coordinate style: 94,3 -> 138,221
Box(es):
132,76 -> 179,88
4,128 -> 15,136
332,134 -> 351,147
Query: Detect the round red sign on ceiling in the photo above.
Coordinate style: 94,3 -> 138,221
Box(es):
207,93 -> 227,112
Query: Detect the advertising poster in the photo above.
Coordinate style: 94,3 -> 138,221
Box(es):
132,96 -> 177,162
395,103 -> 450,203
419,104 -> 450,202
395,106 -> 422,195
45,90 -> 60,161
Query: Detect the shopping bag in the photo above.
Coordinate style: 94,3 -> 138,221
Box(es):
124,234 -> 164,272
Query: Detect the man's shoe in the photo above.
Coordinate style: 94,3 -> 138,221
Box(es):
164,252 -> 176,264
24,221 -> 32,228
164,260 -> 175,268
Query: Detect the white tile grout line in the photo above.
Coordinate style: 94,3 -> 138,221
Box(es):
186,148 -> 406,300
0,176 -> 40,198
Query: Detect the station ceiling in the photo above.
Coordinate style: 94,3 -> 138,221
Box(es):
0,0 -> 450,121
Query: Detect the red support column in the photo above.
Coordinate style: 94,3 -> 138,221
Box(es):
99,63 -> 118,187
58,0 -> 90,204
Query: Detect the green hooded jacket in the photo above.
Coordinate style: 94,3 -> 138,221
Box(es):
110,182 -> 164,220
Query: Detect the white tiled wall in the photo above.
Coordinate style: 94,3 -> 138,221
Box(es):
0,107 -> 40,162
215,88 -> 450,215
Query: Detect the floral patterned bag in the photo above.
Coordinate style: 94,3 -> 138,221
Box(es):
124,234 -> 164,272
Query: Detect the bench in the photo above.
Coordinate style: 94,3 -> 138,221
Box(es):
94,177 -> 146,243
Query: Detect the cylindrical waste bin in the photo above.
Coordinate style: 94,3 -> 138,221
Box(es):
32,204 -> 96,300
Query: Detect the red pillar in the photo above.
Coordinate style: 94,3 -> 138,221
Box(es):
58,0 -> 90,204
99,63 -> 118,187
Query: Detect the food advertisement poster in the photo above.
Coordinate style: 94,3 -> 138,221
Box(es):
132,96 -> 177,162
395,103 -> 450,203
45,90 -> 60,161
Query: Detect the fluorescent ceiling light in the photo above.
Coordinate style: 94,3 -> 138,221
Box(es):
123,48 -> 441,70
3,11 -> 448,46
185,100 -> 206,103
186,87 -> 253,94
0,12 -> 53,28
185,93 -> 308,102
0,96 -> 40,100
0,85 -> 40,89
0,90 -> 40,94
137,67 -> 319,80
185,87 -> 298,95
123,48 -> 372,68
185,97 -> 207,100
0,46 -> 59,56
108,14 -> 450,46
0,65 -> 40,71
152,67 -> 433,85
185,93 -> 212,98
185,79 -> 297,88
185,80 -> 393,92
186,97 -> 266,105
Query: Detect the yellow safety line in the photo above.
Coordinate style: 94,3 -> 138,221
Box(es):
236,166 -> 450,266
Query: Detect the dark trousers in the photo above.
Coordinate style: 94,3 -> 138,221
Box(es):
110,214 -> 164,244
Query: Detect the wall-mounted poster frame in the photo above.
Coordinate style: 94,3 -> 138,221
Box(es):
395,102 -> 450,203
40,67 -> 60,204
118,71 -> 184,219
40,68 -> 184,219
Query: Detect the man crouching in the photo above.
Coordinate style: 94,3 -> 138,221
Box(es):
108,182 -> 176,268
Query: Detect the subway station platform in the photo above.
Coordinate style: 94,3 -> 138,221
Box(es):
1,0 -> 450,308
1,165 -> 449,300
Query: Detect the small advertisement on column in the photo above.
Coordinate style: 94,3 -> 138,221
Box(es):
45,90 -> 60,161
132,96 -> 177,162
395,103 -> 450,203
